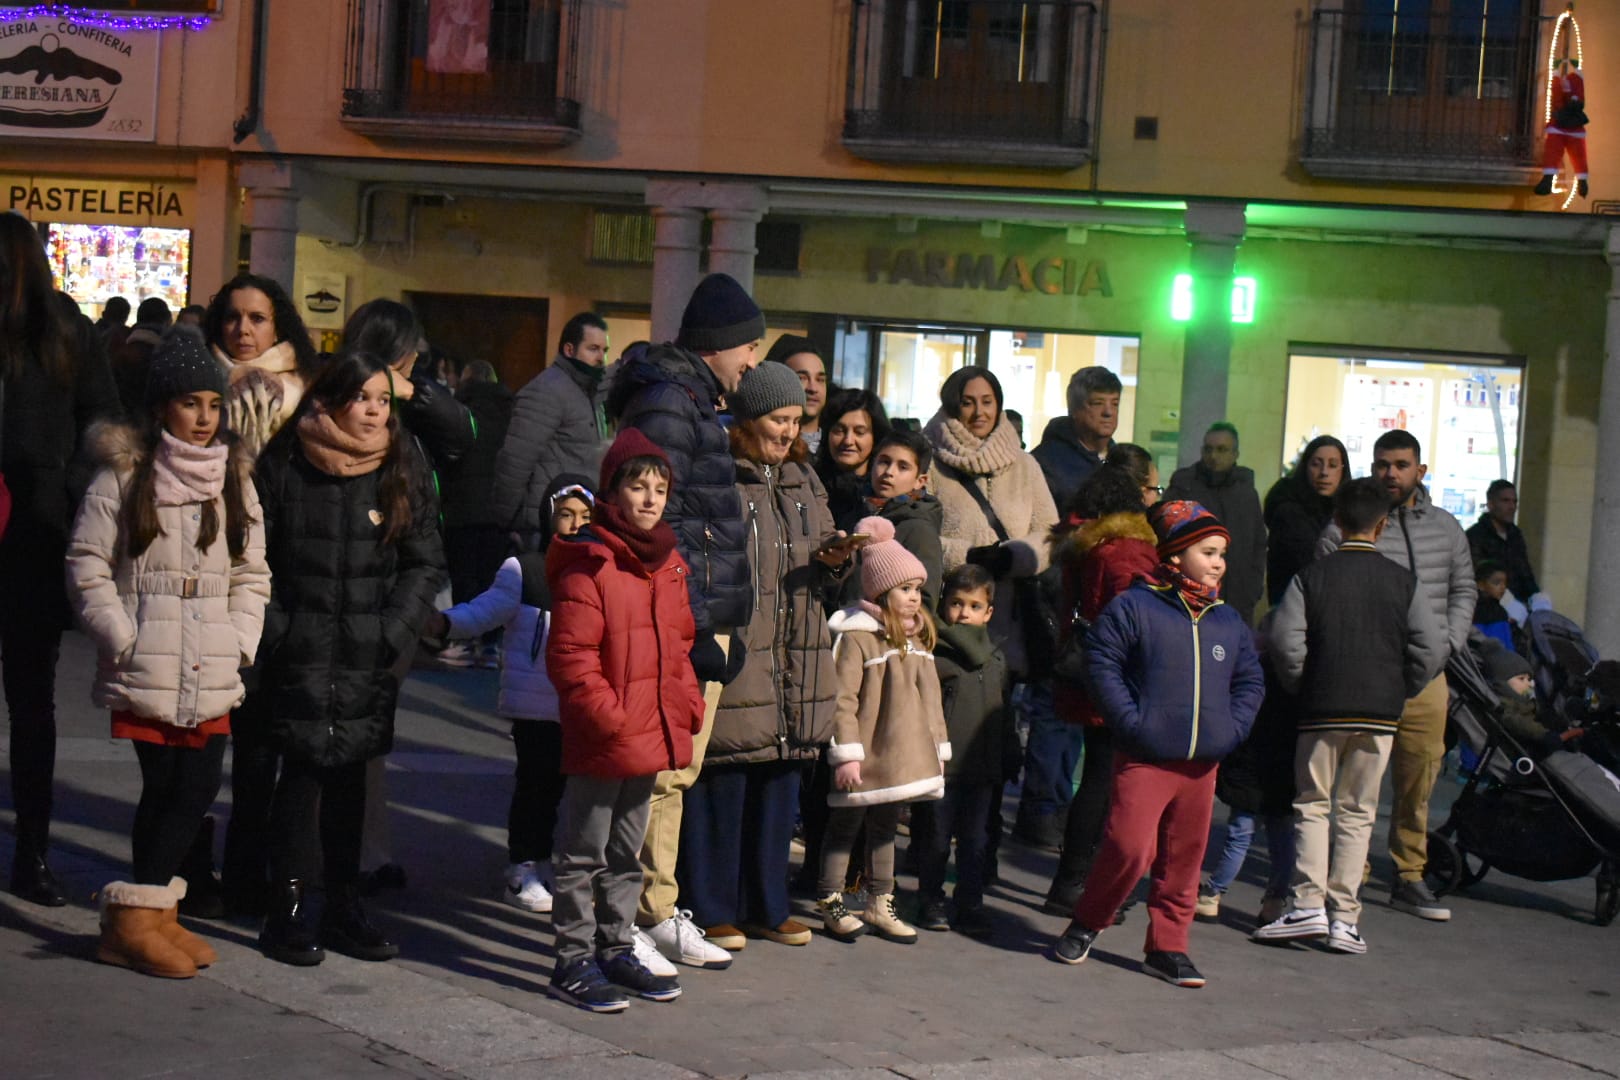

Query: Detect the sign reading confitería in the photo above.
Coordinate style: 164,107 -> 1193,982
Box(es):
0,20 -> 160,141
2,175 -> 193,225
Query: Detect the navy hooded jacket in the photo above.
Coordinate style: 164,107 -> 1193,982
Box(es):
1084,580 -> 1265,762
608,343 -> 752,635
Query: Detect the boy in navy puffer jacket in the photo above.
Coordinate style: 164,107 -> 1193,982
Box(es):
1051,501 -> 1264,988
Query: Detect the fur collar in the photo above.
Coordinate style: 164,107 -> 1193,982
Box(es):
86,420 -> 252,483
828,606 -> 883,634
1052,511 -> 1157,565
923,412 -> 1023,477
212,338 -> 298,376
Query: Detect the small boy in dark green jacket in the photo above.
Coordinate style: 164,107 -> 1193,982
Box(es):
914,564 -> 1013,938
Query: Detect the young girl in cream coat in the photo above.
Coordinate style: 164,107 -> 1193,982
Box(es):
67,328 -> 271,979
817,516 -> 949,944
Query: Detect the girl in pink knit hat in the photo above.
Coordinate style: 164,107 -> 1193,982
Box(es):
816,516 -> 950,944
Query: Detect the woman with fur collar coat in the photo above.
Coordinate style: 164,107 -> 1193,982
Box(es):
923,367 -> 1057,676
203,273 -> 322,458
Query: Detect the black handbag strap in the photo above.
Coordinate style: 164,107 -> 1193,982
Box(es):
936,461 -> 1009,544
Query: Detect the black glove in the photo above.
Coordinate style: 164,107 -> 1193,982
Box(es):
966,543 -> 1014,578
722,636 -> 748,686
690,633 -> 727,683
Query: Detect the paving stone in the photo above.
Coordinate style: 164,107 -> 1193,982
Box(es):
1497,1031 -> 1620,1077
1227,1040 -> 1457,1078
1067,1049 -> 1286,1080
1375,1035 -> 1602,1079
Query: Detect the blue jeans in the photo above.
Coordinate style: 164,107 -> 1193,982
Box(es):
1205,809 -> 1296,897
1018,682 -> 1084,818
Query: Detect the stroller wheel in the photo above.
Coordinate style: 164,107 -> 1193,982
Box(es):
1597,863 -> 1620,927
1455,841 -> 1490,892
1424,829 -> 1464,899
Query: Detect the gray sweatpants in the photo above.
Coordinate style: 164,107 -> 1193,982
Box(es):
552,773 -> 657,969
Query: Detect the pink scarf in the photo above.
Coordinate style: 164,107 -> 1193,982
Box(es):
153,431 -> 228,507
858,599 -> 925,642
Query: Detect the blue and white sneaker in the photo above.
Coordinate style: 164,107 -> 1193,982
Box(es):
601,951 -> 682,1002
549,957 -> 629,1013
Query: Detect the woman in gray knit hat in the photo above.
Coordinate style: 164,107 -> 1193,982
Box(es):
673,363 -> 860,950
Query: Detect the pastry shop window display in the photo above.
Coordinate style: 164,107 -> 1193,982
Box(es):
46,223 -> 191,321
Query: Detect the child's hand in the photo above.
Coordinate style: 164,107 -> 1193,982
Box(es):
834,761 -> 862,791
425,611 -> 450,639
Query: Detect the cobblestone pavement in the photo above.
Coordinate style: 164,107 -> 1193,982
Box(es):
3,633 -> 1616,1078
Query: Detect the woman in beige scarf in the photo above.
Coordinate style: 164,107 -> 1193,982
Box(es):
203,273 -> 322,458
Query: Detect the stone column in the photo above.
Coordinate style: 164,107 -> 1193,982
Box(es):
1584,225 -> 1620,655
708,207 -> 763,294
1176,202 -> 1246,465
238,161 -> 299,292
648,205 -> 703,344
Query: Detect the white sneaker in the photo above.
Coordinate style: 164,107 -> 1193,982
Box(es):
1326,920 -> 1367,954
503,861 -> 553,913
631,926 -> 680,977
1253,906 -> 1329,941
438,642 -> 476,668
644,909 -> 733,970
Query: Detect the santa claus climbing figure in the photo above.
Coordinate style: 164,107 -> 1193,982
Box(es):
1536,57 -> 1589,197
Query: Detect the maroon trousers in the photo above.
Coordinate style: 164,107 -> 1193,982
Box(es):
1073,755 -> 1218,954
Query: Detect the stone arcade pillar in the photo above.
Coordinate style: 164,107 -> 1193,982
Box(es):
645,180 -> 769,343
1584,225 -> 1620,656
238,161 -> 300,292
1177,202 -> 1246,466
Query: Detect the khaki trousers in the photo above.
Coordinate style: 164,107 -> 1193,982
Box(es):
1291,729 -> 1394,920
636,633 -> 727,926
1387,674 -> 1450,882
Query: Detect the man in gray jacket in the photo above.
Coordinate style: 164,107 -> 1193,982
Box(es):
491,313 -> 612,549
1318,429 -> 1475,922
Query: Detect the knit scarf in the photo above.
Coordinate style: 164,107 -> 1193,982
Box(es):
295,411 -> 390,477
153,431 -> 228,507
212,339 -> 298,376
593,501 -> 677,570
1144,560 -> 1222,614
922,412 -> 1022,477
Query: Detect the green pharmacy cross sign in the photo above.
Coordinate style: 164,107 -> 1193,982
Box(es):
1170,274 -> 1257,324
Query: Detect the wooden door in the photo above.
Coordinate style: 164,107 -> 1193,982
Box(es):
409,292 -> 549,388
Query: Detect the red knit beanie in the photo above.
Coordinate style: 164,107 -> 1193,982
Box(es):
857,516 -> 927,601
1147,500 -> 1230,560
599,428 -> 670,495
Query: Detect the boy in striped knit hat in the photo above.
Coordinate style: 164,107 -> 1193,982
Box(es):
1255,477 -> 1442,954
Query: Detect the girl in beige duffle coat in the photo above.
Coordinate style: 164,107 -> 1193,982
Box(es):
66,329 -> 270,980
816,516 -> 949,944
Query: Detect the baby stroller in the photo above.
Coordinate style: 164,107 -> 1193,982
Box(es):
1427,639 -> 1620,925
1525,610 -> 1620,773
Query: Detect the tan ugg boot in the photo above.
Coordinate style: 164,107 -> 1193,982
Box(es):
161,877 -> 217,968
862,893 -> 917,944
96,881 -> 197,979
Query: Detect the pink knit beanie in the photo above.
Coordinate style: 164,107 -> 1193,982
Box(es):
857,516 -> 927,601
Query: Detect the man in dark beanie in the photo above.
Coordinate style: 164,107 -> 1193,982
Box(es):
605,272 -> 762,971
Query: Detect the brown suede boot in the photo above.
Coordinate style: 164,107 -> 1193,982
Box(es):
161,877 -> 217,968
96,881 -> 197,979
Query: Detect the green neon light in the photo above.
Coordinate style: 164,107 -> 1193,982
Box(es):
1171,273 -> 1193,321
1170,273 -> 1257,323
1231,276 -> 1257,323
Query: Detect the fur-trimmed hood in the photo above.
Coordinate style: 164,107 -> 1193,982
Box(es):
85,420 -> 253,481
1053,510 -> 1157,565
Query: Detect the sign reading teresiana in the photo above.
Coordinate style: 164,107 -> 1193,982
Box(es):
0,19 -> 160,141
2,175 -> 192,226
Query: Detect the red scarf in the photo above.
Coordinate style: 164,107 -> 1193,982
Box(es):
1143,560 -> 1222,614
593,501 -> 678,570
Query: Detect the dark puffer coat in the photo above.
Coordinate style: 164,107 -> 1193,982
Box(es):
934,621 -> 1013,784
1166,462 -> 1267,623
1263,474 -> 1334,605
440,378 -> 514,531
492,356 -> 608,540
252,440 -> 446,767
710,456 -> 838,766
609,345 -> 751,635
545,523 -> 704,779
0,317 -> 120,634
1031,416 -> 1111,516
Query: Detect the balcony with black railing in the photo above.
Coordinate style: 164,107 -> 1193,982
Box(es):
843,0 -> 1100,167
1301,5 -> 1548,184
341,0 -> 581,144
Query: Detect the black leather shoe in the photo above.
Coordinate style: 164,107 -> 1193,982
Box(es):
177,817 -> 226,919
321,885 -> 399,961
259,879 -> 325,966
11,853 -> 67,907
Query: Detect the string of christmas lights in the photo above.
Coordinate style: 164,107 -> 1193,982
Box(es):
1543,5 -> 1584,210
0,4 -> 213,32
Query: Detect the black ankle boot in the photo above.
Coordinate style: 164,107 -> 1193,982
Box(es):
1534,174 -> 1555,196
259,879 -> 324,966
321,884 -> 398,961
178,817 -> 226,919
11,852 -> 67,907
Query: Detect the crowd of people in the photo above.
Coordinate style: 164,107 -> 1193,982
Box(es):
0,210 -> 1564,1008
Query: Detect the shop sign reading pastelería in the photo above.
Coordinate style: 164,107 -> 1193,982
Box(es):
0,18 -> 160,141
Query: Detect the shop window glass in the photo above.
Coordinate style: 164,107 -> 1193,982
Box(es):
46,225 -> 191,323
1283,350 -> 1524,521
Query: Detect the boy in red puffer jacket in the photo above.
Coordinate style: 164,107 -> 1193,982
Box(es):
545,429 -> 705,1013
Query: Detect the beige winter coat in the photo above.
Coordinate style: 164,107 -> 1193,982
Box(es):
825,608 -> 949,807
66,425 -> 271,727
924,412 -> 1059,673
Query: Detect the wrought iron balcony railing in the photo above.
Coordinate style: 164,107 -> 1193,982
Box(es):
1301,6 -> 1548,184
843,0 -> 1100,168
341,0 -> 581,144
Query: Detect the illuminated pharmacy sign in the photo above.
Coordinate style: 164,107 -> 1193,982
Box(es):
865,247 -> 1113,298
0,19 -> 160,140
2,175 -> 192,224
